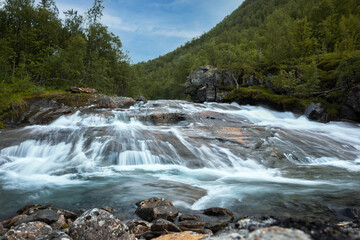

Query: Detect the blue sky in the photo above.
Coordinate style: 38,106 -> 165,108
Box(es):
4,0 -> 242,63
56,0 -> 243,63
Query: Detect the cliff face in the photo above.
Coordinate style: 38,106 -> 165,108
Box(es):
185,67 -> 360,123
184,66 -> 234,103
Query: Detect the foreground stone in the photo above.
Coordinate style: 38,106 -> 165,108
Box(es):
153,231 -> 211,240
135,197 -> 179,222
2,221 -> 52,240
246,226 -> 311,240
68,208 -> 129,240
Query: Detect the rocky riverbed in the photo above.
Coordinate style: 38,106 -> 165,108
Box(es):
1,92 -> 360,239
1,197 -> 359,240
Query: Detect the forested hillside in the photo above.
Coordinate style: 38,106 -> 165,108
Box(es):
131,0 -> 360,99
0,0 -> 131,120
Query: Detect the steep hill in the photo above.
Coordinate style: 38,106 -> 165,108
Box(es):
130,0 -> 360,103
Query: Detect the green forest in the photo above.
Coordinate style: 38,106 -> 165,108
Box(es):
1,0 -> 360,120
132,0 -> 360,99
0,0 -> 132,117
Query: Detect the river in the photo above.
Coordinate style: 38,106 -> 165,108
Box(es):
0,101 -> 359,221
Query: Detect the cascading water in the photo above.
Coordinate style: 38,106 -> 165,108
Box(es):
0,101 -> 359,220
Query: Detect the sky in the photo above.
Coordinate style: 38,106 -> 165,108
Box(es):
58,0 -> 243,63
1,0 -> 243,63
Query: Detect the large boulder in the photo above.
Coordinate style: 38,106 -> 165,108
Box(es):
304,102 -> 329,122
68,208 -> 128,240
2,221 -> 52,240
135,197 -> 179,222
184,66 -> 234,103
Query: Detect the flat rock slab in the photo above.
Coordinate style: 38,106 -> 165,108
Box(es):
16,209 -> 59,225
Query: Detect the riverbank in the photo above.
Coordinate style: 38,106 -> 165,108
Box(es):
1,198 -> 359,240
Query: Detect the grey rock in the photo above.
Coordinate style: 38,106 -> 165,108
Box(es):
342,86 -> 360,121
304,102 -> 329,122
35,231 -> 73,240
2,221 -> 52,240
245,226 -> 311,240
68,208 -> 127,240
184,66 -> 234,103
16,209 -> 59,225
135,197 -> 179,222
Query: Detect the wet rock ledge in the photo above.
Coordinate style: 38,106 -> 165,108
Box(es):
1,197 -> 359,240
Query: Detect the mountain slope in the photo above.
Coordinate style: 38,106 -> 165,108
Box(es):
130,0 -> 360,100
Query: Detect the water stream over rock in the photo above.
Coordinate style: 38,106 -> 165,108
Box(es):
1,101 -> 359,221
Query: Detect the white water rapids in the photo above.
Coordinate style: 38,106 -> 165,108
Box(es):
0,101 -> 359,220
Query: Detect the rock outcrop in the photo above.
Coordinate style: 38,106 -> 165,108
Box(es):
341,86 -> 360,121
3,93 -> 136,128
304,102 -> 329,122
184,66 -> 234,103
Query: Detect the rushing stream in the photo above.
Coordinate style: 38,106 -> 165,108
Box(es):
0,101 -> 360,221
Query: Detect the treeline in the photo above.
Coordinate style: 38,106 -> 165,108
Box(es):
0,0 -> 131,109
131,0 -> 360,99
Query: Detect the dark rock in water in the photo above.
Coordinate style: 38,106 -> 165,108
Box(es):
177,220 -> 206,233
16,209 -> 59,225
135,197 -> 179,222
70,87 -> 97,94
184,66 -> 234,103
34,231 -> 73,240
337,208 -> 359,220
199,207 -> 234,232
151,219 -> 181,233
203,208 -> 234,220
341,86 -> 360,121
246,226 -> 311,240
304,102 -> 329,122
2,221 -> 52,240
179,214 -> 201,222
137,110 -> 186,125
68,208 -> 127,240
136,96 -> 148,103
126,219 -> 152,235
